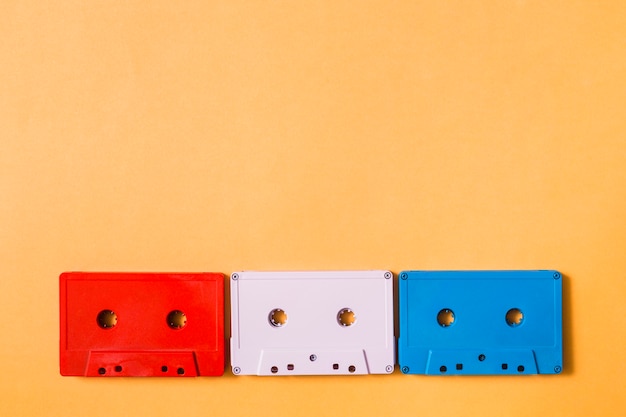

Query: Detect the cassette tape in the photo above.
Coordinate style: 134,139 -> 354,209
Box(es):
398,270 -> 563,375
60,272 -> 224,376
230,270 -> 395,375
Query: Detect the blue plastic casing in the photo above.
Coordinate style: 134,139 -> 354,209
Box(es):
398,270 -> 563,375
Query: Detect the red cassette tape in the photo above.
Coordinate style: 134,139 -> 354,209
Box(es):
60,272 -> 224,377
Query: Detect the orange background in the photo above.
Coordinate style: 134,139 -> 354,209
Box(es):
1,1 -> 625,416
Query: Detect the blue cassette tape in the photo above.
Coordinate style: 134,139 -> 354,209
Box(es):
398,270 -> 563,375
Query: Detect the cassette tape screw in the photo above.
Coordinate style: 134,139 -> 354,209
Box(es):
400,273 -> 408,280
309,354 -> 317,362
233,367 -> 241,375
385,365 -> 393,373
553,272 -> 560,280
401,366 -> 409,373
554,366 -> 562,373
478,354 -> 486,361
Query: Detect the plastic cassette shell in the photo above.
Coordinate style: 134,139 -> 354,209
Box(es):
230,270 -> 395,376
398,270 -> 563,375
60,272 -> 225,377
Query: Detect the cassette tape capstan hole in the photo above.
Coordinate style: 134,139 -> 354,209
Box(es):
96,310 -> 117,329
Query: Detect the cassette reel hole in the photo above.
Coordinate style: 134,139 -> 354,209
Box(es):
437,309 -> 455,327
96,310 -> 117,329
268,309 -> 288,327
505,308 -> 524,327
337,308 -> 356,327
167,310 -> 187,329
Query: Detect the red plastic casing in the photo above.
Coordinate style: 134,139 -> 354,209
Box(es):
60,272 -> 224,377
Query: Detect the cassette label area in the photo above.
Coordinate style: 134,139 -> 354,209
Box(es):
398,270 -> 563,375
60,272 -> 225,376
230,271 -> 395,375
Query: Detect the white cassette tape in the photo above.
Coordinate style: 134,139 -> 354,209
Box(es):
230,270 -> 395,376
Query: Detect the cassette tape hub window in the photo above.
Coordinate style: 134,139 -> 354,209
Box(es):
230,270 -> 396,376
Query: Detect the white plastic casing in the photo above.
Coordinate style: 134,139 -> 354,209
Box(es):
230,270 -> 395,376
